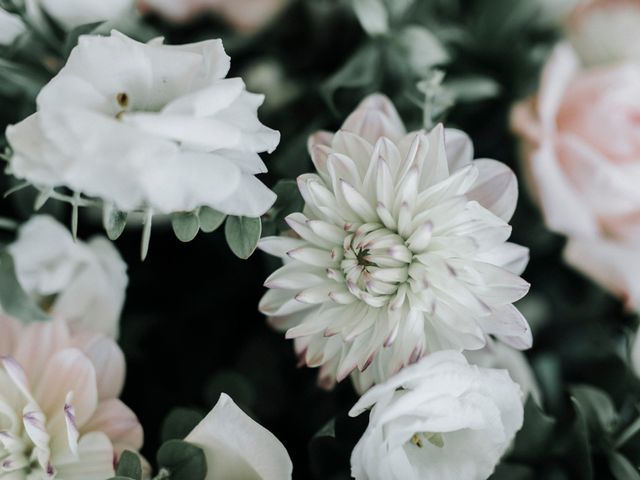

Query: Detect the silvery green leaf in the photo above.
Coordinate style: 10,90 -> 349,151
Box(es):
103,204 -> 128,241
446,75 -> 501,103
34,188 -> 52,211
172,212 -> 200,243
224,216 -> 262,260
0,251 -> 48,322
570,385 -> 618,435
197,207 -> 226,233
157,440 -> 206,480
383,0 -> 414,20
353,0 -> 389,36
396,26 -> 449,77
322,44 -> 381,112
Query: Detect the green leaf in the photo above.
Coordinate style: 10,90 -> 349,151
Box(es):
609,452 -> 640,480
490,463 -> 535,480
322,44 -> 381,113
172,212 -> 200,243
224,216 -> 262,259
352,0 -> 389,36
161,408 -> 204,443
103,204 -> 128,241
395,26 -> 449,77
0,251 -> 48,322
570,385 -> 618,437
511,396 -> 556,462
115,451 -> 142,480
157,439 -> 207,480
567,397 -> 594,480
197,207 -> 226,233
445,75 -> 501,103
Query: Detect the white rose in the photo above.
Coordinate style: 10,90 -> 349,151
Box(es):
8,215 -> 127,338
349,351 -> 524,480
6,31 -> 279,218
186,393 -> 293,480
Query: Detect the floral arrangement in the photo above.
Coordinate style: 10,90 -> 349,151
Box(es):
0,0 -> 639,479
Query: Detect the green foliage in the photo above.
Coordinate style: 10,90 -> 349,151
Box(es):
224,215 -> 262,259
171,212 -> 200,243
103,204 -> 128,241
161,408 -> 205,443
0,250 -> 48,322
197,207 -> 226,233
157,440 -> 207,480
114,451 -> 143,480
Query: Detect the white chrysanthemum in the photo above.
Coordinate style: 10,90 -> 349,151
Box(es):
6,30 -> 279,218
349,350 -> 524,480
259,94 -> 530,391
8,215 -> 127,339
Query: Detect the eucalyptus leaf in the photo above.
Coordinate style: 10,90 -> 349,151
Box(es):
352,0 -> 389,36
224,216 -> 262,259
103,204 -> 128,241
395,26 -> 449,77
609,452 -> 640,480
0,251 -> 48,322
161,408 -> 204,443
197,207 -> 226,233
157,439 -> 207,480
570,385 -> 618,437
446,75 -> 501,102
172,212 -> 200,243
322,44 -> 381,112
115,450 -> 142,480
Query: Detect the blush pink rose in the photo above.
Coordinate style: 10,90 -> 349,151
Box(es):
139,0 -> 289,33
512,44 -> 640,308
0,316 -> 143,478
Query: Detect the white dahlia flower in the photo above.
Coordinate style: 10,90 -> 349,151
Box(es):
349,350 -> 524,480
8,215 -> 127,339
0,316 -> 143,479
259,94 -> 531,391
6,30 -> 279,218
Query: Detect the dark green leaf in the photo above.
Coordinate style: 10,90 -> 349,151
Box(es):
197,207 -> 226,233
157,439 -> 207,480
566,398 -> 594,480
570,385 -> 618,437
224,216 -> 262,259
172,212 -> 200,243
511,396 -> 556,462
490,463 -> 535,480
609,452 -> 640,480
161,408 -> 204,443
0,251 -> 48,322
115,451 -> 142,480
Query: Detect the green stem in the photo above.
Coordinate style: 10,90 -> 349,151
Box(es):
152,468 -> 171,480
615,414 -> 640,449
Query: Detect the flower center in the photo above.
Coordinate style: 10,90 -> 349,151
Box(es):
340,224 -> 411,307
410,432 -> 445,449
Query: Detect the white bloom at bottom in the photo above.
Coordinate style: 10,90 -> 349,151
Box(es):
349,351 -> 523,480
8,215 -> 127,339
186,393 -> 292,480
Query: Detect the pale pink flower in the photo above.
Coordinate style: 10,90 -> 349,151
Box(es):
0,316 -> 142,479
139,0 -> 289,33
512,44 -> 640,309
